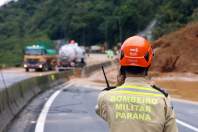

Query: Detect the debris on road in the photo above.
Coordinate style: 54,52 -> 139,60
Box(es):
151,23 -> 198,73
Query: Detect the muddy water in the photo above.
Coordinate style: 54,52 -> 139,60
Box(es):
153,76 -> 198,101
89,63 -> 198,102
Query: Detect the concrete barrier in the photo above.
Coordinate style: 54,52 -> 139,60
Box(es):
0,70 -> 73,132
0,60 -> 115,132
81,59 -> 117,77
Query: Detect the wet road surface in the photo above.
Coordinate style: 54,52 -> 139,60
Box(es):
8,81 -> 198,132
173,100 -> 198,132
41,84 -> 108,132
0,68 -> 55,89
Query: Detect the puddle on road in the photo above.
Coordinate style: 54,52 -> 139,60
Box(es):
89,73 -> 198,102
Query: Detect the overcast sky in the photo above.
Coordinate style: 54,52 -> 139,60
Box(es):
0,0 -> 15,6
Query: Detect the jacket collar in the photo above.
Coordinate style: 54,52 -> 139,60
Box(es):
123,76 -> 152,87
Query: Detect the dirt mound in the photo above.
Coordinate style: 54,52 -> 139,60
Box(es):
151,22 -> 198,73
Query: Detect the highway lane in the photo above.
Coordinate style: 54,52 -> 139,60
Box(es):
38,83 -> 198,132
36,83 -> 108,132
173,100 -> 198,131
7,81 -> 108,132
8,81 -> 198,132
0,68 -> 32,89
0,54 -> 109,89
0,68 -> 55,89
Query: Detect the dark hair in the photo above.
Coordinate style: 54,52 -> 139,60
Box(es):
120,66 -> 149,76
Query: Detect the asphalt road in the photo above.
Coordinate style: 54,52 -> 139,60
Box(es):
38,83 -> 108,132
173,100 -> 198,132
8,81 -> 198,132
0,68 -> 55,89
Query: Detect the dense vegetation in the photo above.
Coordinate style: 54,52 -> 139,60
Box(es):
0,0 -> 198,66
154,0 -> 198,38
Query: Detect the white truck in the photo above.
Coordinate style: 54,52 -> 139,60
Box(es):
56,43 -> 86,71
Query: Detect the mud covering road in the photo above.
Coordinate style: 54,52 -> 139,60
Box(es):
0,54 -> 110,89
152,73 -> 198,102
89,63 -> 198,102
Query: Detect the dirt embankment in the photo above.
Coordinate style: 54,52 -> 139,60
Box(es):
151,22 -> 198,73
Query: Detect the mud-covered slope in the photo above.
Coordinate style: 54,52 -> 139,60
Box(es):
151,22 -> 198,73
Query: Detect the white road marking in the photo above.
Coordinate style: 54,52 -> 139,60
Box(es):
176,119 -> 198,132
35,82 -> 198,132
35,83 -> 73,132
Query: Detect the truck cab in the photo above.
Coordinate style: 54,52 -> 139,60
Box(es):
23,45 -> 57,72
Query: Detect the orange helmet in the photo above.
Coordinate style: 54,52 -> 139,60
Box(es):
120,35 -> 153,68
